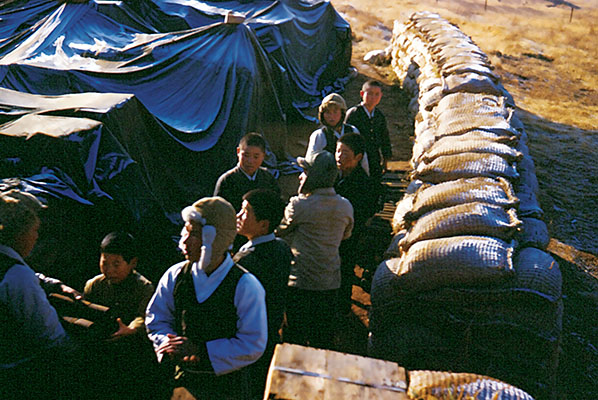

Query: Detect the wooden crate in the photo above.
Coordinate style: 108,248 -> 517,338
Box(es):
264,343 -> 407,400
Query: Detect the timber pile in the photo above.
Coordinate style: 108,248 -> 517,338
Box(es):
368,12 -> 561,400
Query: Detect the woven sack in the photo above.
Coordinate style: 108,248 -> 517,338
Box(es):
514,182 -> 543,218
411,129 -> 520,164
434,109 -> 515,138
383,230 -> 405,260
434,92 -> 508,115
405,177 -> 519,222
399,202 -> 521,251
443,72 -> 507,98
408,370 -> 535,400
392,193 -> 415,233
514,247 -> 562,303
516,152 -> 540,195
412,152 -> 520,184
421,138 -> 522,164
388,235 -> 516,292
515,218 -> 550,250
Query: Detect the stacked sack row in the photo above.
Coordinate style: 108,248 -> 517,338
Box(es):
369,11 -> 561,399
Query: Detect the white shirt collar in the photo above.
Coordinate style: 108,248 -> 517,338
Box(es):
332,124 -> 346,139
239,165 -> 258,181
191,253 -> 235,303
361,102 -> 375,118
238,233 -> 275,253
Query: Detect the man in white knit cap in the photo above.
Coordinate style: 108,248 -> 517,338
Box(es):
146,196 -> 267,399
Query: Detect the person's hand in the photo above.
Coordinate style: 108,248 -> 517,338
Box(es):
156,334 -> 199,363
107,318 -> 136,341
60,284 -> 82,300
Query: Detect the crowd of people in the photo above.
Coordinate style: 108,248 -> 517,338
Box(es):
0,80 -> 392,399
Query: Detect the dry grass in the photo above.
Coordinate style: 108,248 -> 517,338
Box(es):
333,0 -> 598,130
331,0 -> 598,257
327,1 -> 598,398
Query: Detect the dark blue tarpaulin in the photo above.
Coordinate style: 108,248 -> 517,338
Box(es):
0,0 -> 351,141
0,0 -> 352,197
0,0 -> 352,283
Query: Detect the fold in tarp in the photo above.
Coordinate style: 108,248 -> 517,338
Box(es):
0,13 -> 285,150
0,0 -> 352,281
0,102 -> 158,217
0,88 -> 237,222
0,0 -> 351,136
0,92 -> 176,285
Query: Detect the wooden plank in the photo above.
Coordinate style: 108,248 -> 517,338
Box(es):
386,160 -> 411,172
382,181 -> 409,189
265,343 -> 407,400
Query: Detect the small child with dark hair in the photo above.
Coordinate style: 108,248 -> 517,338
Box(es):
83,231 -> 161,398
213,132 -> 281,212
84,231 -> 154,339
345,80 -> 392,183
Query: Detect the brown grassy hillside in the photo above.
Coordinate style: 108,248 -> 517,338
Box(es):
324,0 -> 598,398
332,0 -> 598,256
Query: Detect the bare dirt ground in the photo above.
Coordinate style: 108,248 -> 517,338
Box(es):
277,0 -> 598,398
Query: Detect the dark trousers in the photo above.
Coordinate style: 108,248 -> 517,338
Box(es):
176,367 -> 251,400
248,339 -> 277,399
0,350 -> 85,400
339,239 -> 359,315
284,287 -> 339,350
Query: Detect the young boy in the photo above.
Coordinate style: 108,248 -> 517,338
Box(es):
233,188 -> 293,397
334,133 -> 381,313
146,196 -> 267,399
306,93 -> 369,175
84,231 -> 155,339
345,80 -> 392,183
83,231 -> 160,398
213,132 -> 280,212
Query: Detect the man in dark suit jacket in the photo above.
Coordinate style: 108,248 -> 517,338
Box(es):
233,188 -> 292,397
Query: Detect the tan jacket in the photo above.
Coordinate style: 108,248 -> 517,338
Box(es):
277,188 -> 353,291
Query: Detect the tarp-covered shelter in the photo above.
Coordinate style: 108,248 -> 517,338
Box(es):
0,0 -> 353,284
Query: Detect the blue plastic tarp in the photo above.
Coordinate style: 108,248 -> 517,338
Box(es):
0,0 -> 351,143
0,0 -> 352,277
0,0 -> 352,206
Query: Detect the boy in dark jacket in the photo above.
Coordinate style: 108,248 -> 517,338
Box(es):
345,80 -> 392,183
233,188 -> 292,397
214,132 -> 280,212
334,133 -> 381,313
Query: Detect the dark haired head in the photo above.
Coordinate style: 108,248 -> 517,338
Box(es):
100,231 -> 137,263
338,132 -> 365,156
362,79 -> 383,92
242,189 -> 284,234
239,132 -> 266,153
